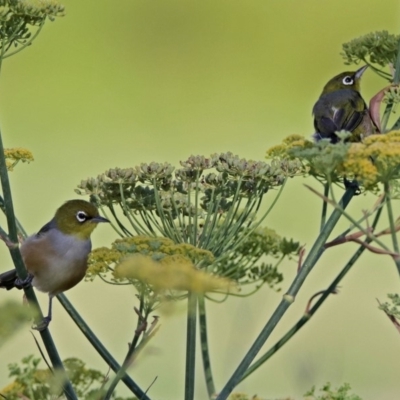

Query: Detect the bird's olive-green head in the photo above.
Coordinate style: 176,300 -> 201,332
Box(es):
54,199 -> 109,239
321,65 -> 368,95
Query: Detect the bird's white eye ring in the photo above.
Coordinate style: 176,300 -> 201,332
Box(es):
76,211 -> 88,223
342,76 -> 354,85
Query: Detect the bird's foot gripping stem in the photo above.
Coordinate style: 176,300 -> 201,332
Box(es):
344,178 -> 361,195
32,316 -> 51,331
32,295 -> 53,331
14,273 -> 33,290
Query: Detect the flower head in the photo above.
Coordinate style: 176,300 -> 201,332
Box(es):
4,147 -> 33,171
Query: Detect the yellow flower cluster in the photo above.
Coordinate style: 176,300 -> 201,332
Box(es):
111,236 -> 215,265
114,253 -> 234,294
266,134 -> 313,159
4,148 -> 34,171
339,131 -> 400,189
267,132 -> 400,190
86,246 -> 120,279
87,236 -> 221,293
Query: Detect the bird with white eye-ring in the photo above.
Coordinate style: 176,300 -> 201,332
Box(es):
0,199 -> 109,330
313,65 -> 378,144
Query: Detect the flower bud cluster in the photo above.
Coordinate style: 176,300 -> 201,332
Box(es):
0,0 -> 64,57
77,153 -> 300,215
4,147 -> 33,171
341,31 -> 400,69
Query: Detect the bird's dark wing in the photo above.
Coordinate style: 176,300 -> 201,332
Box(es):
313,90 -> 367,142
36,219 -> 57,237
0,269 -> 17,290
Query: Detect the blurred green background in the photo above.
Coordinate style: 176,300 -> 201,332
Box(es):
0,1 -> 400,399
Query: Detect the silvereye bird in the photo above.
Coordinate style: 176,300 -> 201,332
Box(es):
0,199 -> 109,330
313,65 -> 378,143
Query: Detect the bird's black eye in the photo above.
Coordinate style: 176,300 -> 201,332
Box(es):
342,76 -> 354,85
76,211 -> 88,223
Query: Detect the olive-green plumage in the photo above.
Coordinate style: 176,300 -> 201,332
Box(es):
0,199 -> 109,330
313,65 -> 377,143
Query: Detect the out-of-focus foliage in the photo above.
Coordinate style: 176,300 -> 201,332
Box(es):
378,293 -> 400,320
215,226 -> 300,290
88,236 -> 232,314
304,382 -> 362,400
0,355 -> 137,400
0,300 -> 30,345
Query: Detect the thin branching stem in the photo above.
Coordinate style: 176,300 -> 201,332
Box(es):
200,193 -> 223,250
215,180 -> 287,263
393,39 -> 400,85
152,181 -> 182,241
307,184 -> 391,252
320,182 -> 329,232
216,186 -> 357,400
381,39 -> 400,131
362,59 -> 392,80
170,192 -> 186,241
193,171 -> 200,245
57,294 -> 150,400
108,203 -> 133,236
95,201 -> 125,237
4,20 -> 45,59
384,182 -> 400,275
169,195 -> 186,242
104,295 -> 149,398
139,208 -> 163,235
118,184 -> 150,236
240,201 -> 384,382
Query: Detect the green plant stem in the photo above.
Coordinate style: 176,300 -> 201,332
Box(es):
3,20 -> 45,59
185,292 -> 198,400
103,324 -> 158,400
0,194 -> 27,238
320,182 -> 329,232
198,295 -> 216,398
239,201 -> 384,382
57,294 -> 150,400
0,129 -> 77,400
383,36 -> 400,131
381,103 -> 393,132
308,184 -> 390,252
384,182 -> 400,275
393,38 -> 400,85
104,295 -> 148,398
216,186 -> 356,400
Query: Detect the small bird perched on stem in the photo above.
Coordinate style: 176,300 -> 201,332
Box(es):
313,65 -> 378,143
0,199 -> 109,330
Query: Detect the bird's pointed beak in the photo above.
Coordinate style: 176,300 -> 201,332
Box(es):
355,65 -> 369,79
92,215 -> 110,223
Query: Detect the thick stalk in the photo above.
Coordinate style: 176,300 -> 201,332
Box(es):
185,292 -> 198,400
216,186 -> 356,400
198,295 -> 216,398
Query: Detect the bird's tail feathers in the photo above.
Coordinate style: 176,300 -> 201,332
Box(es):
0,269 -> 18,290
